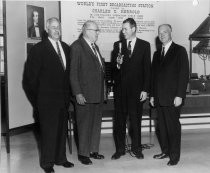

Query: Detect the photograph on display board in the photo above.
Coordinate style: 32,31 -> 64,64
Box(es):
27,5 -> 44,39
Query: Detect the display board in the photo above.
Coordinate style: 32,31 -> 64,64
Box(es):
61,1 -> 165,61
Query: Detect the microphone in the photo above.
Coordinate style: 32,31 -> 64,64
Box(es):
117,42 -> 124,68
119,42 -> 122,54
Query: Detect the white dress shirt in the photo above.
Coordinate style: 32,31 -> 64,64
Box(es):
127,37 -> 137,55
83,37 -> 103,67
48,37 -> 66,69
162,40 -> 172,55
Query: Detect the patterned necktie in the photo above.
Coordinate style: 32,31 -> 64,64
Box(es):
56,41 -> 65,70
128,41 -> 132,58
91,43 -> 103,69
160,46 -> 165,62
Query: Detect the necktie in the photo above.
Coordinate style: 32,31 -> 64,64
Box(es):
91,43 -> 103,70
56,41 -> 65,70
160,46 -> 165,61
128,41 -> 132,58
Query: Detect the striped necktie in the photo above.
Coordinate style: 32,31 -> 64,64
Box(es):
56,41 -> 65,70
91,43 -> 103,70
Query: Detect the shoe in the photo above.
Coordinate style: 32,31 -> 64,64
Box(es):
167,160 -> 179,166
90,152 -> 105,159
56,161 -> 74,168
111,152 -> 125,160
132,151 -> 144,159
43,167 -> 55,173
78,155 -> 93,165
153,153 -> 169,159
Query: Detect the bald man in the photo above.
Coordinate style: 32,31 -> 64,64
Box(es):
70,21 -> 105,165
150,24 -> 189,166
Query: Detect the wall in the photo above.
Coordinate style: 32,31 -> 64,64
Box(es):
62,0 -> 210,76
5,0 -> 210,130
6,1 -> 59,129
164,0 -> 210,76
61,1 -> 165,61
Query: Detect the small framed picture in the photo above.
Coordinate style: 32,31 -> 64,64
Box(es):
27,5 -> 44,39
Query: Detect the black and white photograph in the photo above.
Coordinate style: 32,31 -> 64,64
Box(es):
27,5 -> 44,39
1,1 -> 210,173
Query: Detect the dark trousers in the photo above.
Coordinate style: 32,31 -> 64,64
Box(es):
38,107 -> 68,168
75,103 -> 103,157
113,86 -> 143,153
156,105 -> 181,162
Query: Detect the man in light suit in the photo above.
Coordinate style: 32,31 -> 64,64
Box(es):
23,17 -> 74,173
70,20 -> 105,165
111,18 -> 151,160
150,24 -> 189,166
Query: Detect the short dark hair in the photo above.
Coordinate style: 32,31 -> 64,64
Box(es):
123,18 -> 137,31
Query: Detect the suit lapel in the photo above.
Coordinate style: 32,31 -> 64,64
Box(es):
162,42 -> 175,63
60,42 -> 69,70
122,39 -> 128,58
95,45 -> 105,72
131,38 -> 139,58
46,39 -> 65,71
159,42 -> 175,65
81,38 -> 104,72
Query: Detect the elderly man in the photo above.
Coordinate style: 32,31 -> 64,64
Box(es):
70,20 -> 105,165
150,24 -> 189,166
23,17 -> 74,173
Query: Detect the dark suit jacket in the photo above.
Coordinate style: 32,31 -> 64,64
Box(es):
151,42 -> 189,106
22,38 -> 71,109
112,38 -> 151,98
28,24 -> 43,38
70,37 -> 105,103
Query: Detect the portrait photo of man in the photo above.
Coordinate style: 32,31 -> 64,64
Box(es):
27,5 -> 44,39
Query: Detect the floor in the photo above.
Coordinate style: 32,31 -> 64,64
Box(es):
1,129 -> 210,173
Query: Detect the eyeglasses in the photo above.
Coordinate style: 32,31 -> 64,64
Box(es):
86,28 -> 100,33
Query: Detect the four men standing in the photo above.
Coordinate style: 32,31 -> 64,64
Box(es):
23,16 -> 189,172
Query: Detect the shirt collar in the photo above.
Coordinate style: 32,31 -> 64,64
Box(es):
127,37 -> 137,45
48,37 -> 60,44
83,36 -> 94,48
163,40 -> 172,50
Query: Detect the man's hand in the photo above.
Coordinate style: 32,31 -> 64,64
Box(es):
174,97 -> 182,107
116,54 -> 124,69
150,97 -> 154,107
140,91 -> 147,102
76,94 -> 86,105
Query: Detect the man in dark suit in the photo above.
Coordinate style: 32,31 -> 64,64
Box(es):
150,24 -> 189,166
111,18 -> 151,160
70,20 -> 105,165
28,10 -> 43,38
22,17 -> 74,173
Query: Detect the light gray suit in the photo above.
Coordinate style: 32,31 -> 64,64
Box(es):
70,37 -> 105,157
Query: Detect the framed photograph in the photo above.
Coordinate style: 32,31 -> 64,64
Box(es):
27,5 -> 44,39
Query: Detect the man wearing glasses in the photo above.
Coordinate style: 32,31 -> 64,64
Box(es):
70,20 -> 105,165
